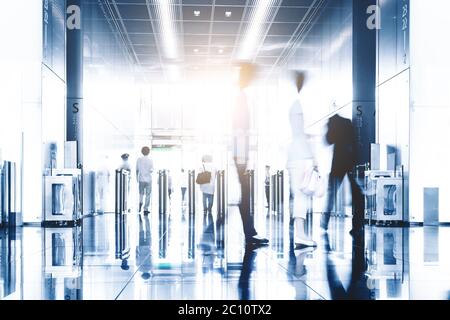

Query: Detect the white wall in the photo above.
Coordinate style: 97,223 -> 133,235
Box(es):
0,1 -> 43,222
409,0 -> 450,222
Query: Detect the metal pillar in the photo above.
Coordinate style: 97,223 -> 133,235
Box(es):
115,169 -> 130,259
276,170 -> 284,215
216,170 -> 226,253
248,170 -> 255,224
1,162 -> 17,227
115,170 -> 128,215
66,0 -> 84,168
158,170 -> 168,215
352,0 -> 376,168
188,170 -> 196,259
271,174 -> 277,212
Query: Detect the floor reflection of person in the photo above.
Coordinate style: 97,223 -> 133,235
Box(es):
198,212 -> 217,271
198,212 -> 216,254
232,63 -> 268,247
287,220 -> 316,300
323,232 -> 372,300
238,245 -> 258,300
321,114 -> 365,236
136,214 -> 152,280
287,247 -> 315,300
287,71 -> 317,248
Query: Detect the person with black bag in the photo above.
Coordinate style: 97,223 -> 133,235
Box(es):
197,155 -> 216,215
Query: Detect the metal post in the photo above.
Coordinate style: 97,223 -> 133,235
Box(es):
217,171 -> 226,221
1,162 -> 17,226
272,174 -> 277,212
115,170 -> 122,215
216,170 -> 226,252
248,170 -> 255,220
188,170 -> 195,216
0,163 -> 3,226
277,170 -> 284,214
66,0 -> 84,168
159,169 -> 169,259
188,170 -> 195,259
159,170 -> 168,215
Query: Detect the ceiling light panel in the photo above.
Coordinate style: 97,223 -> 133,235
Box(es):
213,7 -> 244,22
153,0 -> 179,60
237,0 -> 281,61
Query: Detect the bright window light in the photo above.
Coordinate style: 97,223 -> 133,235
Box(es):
237,0 -> 275,60
157,0 -> 178,59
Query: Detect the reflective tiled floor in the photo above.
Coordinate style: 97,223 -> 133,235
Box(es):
2,202 -> 450,300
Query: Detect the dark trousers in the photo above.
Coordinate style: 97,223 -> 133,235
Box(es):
265,185 -> 270,208
322,171 -> 364,230
202,193 -> 214,213
236,163 -> 257,240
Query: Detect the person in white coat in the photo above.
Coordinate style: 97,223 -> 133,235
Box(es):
199,155 -> 216,215
287,71 -> 317,248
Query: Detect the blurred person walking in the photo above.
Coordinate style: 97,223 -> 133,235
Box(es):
320,114 -> 365,236
287,71 -> 318,248
232,63 -> 268,247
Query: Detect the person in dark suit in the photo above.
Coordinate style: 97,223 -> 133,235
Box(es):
232,63 -> 269,247
321,114 -> 364,235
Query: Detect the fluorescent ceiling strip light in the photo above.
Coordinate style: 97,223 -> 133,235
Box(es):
237,0 -> 275,60
156,0 -> 178,60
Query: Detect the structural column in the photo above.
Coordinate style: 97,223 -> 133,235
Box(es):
352,0 -> 377,167
66,0 -> 83,168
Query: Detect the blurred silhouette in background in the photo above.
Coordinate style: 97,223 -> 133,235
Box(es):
232,63 -> 268,247
286,71 -> 317,248
321,114 -> 365,236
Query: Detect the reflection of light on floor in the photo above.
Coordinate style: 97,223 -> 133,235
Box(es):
8,200 -> 450,300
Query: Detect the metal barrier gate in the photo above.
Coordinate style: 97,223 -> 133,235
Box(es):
271,170 -> 284,214
188,170 -> 196,259
115,169 -> 130,259
216,170 -> 226,253
1,161 -> 17,227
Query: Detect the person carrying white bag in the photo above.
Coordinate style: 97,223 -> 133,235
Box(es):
286,71 -> 322,248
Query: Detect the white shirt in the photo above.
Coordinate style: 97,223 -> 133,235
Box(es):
180,172 -> 188,188
199,162 -> 216,195
119,160 -> 131,172
287,99 -> 313,167
136,156 -> 154,183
